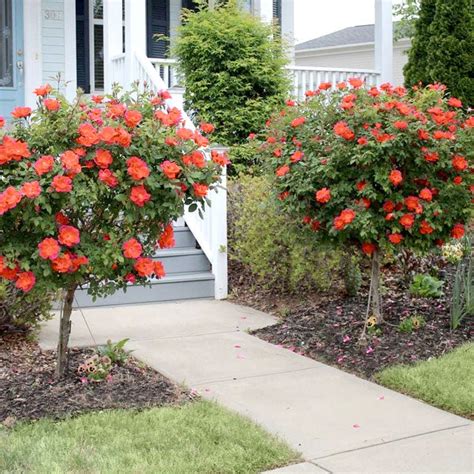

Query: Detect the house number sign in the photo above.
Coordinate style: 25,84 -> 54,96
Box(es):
43,10 -> 64,21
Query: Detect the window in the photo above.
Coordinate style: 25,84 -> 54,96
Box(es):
272,0 -> 281,25
90,0 -> 104,91
0,0 -> 13,87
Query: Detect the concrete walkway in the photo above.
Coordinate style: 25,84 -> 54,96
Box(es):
40,300 -> 473,473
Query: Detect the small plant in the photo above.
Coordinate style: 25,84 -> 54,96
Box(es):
410,274 -> 444,298
451,249 -> 473,329
442,241 -> 465,264
98,338 -> 131,365
366,316 -> 382,336
398,314 -> 426,333
77,354 -> 112,382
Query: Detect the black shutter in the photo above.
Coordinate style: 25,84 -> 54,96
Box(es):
272,0 -> 281,24
147,0 -> 170,58
182,0 -> 199,10
76,0 -> 90,93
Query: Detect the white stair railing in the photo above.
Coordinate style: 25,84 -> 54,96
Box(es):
149,58 -> 181,90
132,50 -> 228,299
110,53 -> 127,88
286,65 -> 381,101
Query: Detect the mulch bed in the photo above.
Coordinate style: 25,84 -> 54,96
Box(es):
0,333 -> 190,425
229,259 -> 473,379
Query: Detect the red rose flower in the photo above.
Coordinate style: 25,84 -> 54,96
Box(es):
452,155 -> 467,171
389,170 -> 403,186
98,169 -> 119,188
94,149 -> 113,168
383,201 -> 395,213
424,151 -> 439,163
44,98 -> 60,111
21,181 -> 42,199
52,175 -> 73,193
58,225 -> 80,247
419,188 -> 433,201
34,155 -> 55,176
291,117 -> 306,128
418,129 -> 430,140
38,237 -> 60,260
399,213 -> 415,229
127,156 -> 150,181
394,120 -> 408,130
154,261 -> 165,278
315,188 -> 331,203
405,196 -> 423,214
11,106 -> 32,119
334,121 -> 355,141
276,165 -> 290,177
61,150 -> 81,174
55,212 -> 70,225
356,180 -> 367,191
160,160 -> 181,179
447,97 -> 462,108
124,273 -> 136,283
200,122 -> 215,134
453,176 -> 463,185
0,187 -> 22,214
419,220 -> 433,235
340,209 -> 356,224
130,185 -> 151,207
52,254 -> 73,273
451,224 -> 465,239
134,257 -> 154,277
361,242 -> 376,255
158,224 -> 175,249
193,183 -> 208,198
34,84 -> 52,96
177,128 -> 194,140
15,271 -> 36,292
388,233 -> 403,244
122,238 -> 143,259
124,109 -> 142,128
319,82 -> 332,90
348,77 -> 364,88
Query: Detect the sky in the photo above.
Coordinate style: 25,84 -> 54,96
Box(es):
294,0 -> 380,45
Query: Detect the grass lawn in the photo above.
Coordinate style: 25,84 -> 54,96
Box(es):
0,400 -> 299,474
375,343 -> 474,417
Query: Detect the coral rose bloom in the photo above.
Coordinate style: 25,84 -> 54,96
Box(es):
361,242 -> 376,255
15,271 -> 36,292
399,213 -> 415,229
58,225 -> 80,247
122,238 -> 143,259
94,149 -> 113,168
34,155 -> 55,176
451,224 -> 465,239
11,106 -> 32,119
160,160 -> 181,179
127,156 -> 150,181
44,98 -> 60,111
154,261 -> 165,278
134,257 -> 154,277
158,224 -> 175,249
21,181 -> 42,199
388,233 -> 403,244
315,188 -> 331,203
38,237 -> 60,260
276,165 -> 290,177
389,170 -> 403,186
419,188 -> 433,201
193,183 -> 208,198
130,185 -> 151,207
124,109 -> 142,128
452,155 -> 467,171
52,175 -> 73,193
52,254 -> 73,273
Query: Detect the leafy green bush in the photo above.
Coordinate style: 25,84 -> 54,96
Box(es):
0,281 -> 54,332
451,235 -> 473,329
98,338 -> 132,365
174,0 -> 290,150
409,274 -> 444,298
229,175 -> 340,292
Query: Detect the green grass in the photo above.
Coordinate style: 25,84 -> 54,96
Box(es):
375,343 -> 474,417
0,401 -> 299,474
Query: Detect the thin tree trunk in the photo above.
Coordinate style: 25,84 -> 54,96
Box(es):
56,285 -> 76,379
360,249 -> 383,340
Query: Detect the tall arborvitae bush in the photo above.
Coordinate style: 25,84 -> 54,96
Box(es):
403,0 -> 437,88
427,0 -> 474,106
174,0 -> 290,147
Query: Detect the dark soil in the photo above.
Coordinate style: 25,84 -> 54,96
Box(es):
229,258 -> 473,379
0,333 -> 189,424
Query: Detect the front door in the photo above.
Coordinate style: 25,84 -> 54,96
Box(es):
0,0 -> 24,119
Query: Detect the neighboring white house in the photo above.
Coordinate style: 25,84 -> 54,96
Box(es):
295,24 -> 410,87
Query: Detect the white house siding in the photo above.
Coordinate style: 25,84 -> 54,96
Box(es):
41,1 -> 66,85
295,39 -> 410,87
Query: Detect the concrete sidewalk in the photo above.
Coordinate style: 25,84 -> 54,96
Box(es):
40,300 -> 473,473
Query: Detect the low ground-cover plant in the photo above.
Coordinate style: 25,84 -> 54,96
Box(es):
254,80 -> 472,335
451,235 -> 473,329
230,174 -> 340,292
0,84 -> 225,376
98,338 -> 131,365
398,314 -> 426,333
409,274 -> 444,298
0,281 -> 54,333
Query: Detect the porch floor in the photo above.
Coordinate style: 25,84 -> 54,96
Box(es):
40,300 -> 473,473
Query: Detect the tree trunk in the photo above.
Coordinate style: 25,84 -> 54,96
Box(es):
360,249 -> 383,340
56,285 -> 77,379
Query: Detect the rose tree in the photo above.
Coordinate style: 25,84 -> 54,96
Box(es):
257,80 -> 472,334
0,85 -> 227,376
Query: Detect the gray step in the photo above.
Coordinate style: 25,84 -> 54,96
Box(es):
173,226 -> 196,248
154,248 -> 210,274
73,272 -> 215,308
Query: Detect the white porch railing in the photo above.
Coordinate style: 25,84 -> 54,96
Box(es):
115,50 -> 228,299
286,66 -> 381,102
110,53 -> 126,88
149,58 -> 181,90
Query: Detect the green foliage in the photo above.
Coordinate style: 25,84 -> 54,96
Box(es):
230,175 -> 340,292
228,140 -> 265,176
398,314 -> 426,333
375,343 -> 474,416
451,237 -> 473,329
393,0 -> 421,41
0,401 -> 300,473
0,280 -> 54,332
404,0 -> 437,88
340,251 -> 362,297
409,274 -> 444,298
98,338 -> 132,365
174,0 -> 290,148
427,0 -> 474,106
404,0 -> 474,106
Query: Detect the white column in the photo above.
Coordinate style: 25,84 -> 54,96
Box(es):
259,0 -> 274,23
104,0 -> 123,92
63,0 -> 77,100
23,0 -> 42,108
374,0 -> 393,84
281,0 -> 295,64
124,0 -> 147,87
